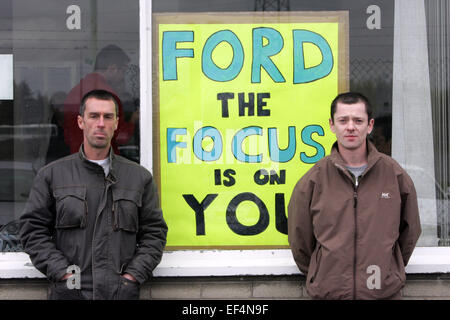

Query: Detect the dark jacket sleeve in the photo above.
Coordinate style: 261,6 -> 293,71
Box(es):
124,176 -> 168,284
19,169 -> 70,282
287,171 -> 317,275
397,171 -> 422,266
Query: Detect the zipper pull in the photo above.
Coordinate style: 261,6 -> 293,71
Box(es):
353,191 -> 358,208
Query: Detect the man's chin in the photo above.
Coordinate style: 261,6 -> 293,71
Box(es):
339,141 -> 363,151
88,140 -> 109,149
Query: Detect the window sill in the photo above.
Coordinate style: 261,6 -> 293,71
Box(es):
1,247 -> 450,279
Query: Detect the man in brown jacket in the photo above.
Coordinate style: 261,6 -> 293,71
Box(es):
288,92 -> 421,300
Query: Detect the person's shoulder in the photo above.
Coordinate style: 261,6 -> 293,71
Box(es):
113,155 -> 152,177
32,154 -> 79,186
376,152 -> 408,173
38,153 -> 79,174
292,155 -> 331,189
375,153 -> 416,186
304,154 -> 332,175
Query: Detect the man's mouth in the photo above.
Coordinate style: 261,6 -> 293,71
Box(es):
94,132 -> 106,138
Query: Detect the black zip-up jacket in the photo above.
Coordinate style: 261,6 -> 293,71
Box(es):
19,146 -> 168,299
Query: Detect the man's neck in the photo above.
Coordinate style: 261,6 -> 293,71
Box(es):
83,144 -> 110,161
337,143 -> 368,167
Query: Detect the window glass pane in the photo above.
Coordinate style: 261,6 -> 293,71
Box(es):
425,0 -> 450,245
0,0 -> 140,251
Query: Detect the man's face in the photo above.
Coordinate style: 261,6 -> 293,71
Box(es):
77,97 -> 118,150
329,101 -> 374,152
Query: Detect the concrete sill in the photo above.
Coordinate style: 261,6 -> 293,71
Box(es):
1,247 -> 450,279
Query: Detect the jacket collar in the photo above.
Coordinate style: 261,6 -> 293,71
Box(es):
78,144 -> 117,182
329,139 -> 382,175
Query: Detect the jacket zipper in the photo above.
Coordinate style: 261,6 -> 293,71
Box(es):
352,175 -> 359,300
92,179 -> 111,299
336,164 -> 365,299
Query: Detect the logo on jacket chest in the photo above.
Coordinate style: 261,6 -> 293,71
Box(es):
380,192 -> 391,199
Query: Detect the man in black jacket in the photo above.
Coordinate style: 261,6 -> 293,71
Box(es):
20,90 -> 168,300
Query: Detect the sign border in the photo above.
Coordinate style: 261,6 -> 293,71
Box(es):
152,11 -> 349,250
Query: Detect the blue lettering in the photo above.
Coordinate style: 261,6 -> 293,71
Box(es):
193,126 -> 223,161
252,27 -> 286,83
167,128 -> 187,163
202,30 -> 244,82
268,126 -> 296,162
293,30 -> 333,84
232,126 -> 263,163
162,31 -> 194,81
300,125 -> 325,163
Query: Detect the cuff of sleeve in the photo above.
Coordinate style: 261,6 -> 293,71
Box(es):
123,268 -> 147,285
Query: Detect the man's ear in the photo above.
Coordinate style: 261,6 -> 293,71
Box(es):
114,117 -> 119,131
329,118 -> 335,133
367,118 -> 375,134
77,115 -> 84,130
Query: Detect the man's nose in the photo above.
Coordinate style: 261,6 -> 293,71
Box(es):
97,116 -> 105,127
346,120 -> 356,131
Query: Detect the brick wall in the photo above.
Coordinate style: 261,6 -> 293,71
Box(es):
1,275 -> 450,300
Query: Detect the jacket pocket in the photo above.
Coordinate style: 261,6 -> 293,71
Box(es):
49,281 -> 82,300
389,242 -> 406,283
117,275 -> 140,300
53,186 -> 87,229
112,188 -> 142,233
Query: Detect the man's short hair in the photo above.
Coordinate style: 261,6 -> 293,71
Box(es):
79,90 -> 119,117
330,92 -> 373,122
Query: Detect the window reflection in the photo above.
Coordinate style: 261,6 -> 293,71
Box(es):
0,1 -> 140,251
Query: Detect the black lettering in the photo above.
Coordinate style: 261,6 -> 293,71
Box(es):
270,169 -> 286,184
238,92 -> 255,116
226,192 -> 269,236
223,169 -> 236,187
275,193 -> 287,234
217,92 -> 234,118
214,169 -> 222,185
253,169 -> 270,185
183,194 -> 218,235
257,93 -> 270,116
253,169 -> 285,185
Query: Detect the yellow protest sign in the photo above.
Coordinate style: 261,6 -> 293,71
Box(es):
153,12 -> 348,249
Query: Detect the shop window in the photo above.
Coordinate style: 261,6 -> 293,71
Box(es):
0,0 -> 140,251
0,0 -> 448,252
150,0 -> 448,249
425,0 -> 450,245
